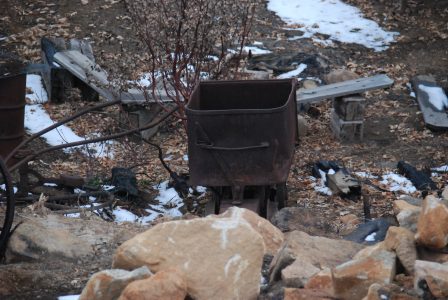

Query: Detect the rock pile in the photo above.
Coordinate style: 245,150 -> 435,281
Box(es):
71,191 -> 448,299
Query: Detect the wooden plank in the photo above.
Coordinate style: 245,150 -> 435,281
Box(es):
297,74 -> 394,105
54,50 -> 171,103
411,75 -> 448,131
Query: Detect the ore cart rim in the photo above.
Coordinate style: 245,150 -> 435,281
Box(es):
0,157 -> 15,258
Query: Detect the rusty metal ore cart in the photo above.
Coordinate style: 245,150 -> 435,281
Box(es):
186,79 -> 297,218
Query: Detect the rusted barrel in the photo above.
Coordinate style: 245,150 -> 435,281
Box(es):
0,73 -> 26,165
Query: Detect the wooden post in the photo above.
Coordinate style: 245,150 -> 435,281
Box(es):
331,95 -> 365,142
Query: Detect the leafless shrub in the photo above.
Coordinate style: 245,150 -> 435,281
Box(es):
125,0 -> 258,127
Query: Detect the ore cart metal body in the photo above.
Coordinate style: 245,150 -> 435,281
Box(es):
186,79 -> 297,217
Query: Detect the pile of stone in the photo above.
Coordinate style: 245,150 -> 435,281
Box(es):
74,188 -> 448,299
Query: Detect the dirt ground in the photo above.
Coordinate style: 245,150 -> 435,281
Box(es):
0,0 -> 448,298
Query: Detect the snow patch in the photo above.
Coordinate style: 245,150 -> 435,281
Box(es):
432,165 -> 448,172
277,63 -> 307,79
364,232 -> 377,242
25,75 -> 113,158
26,74 -> 48,103
243,46 -> 272,55
418,84 -> 448,111
267,0 -> 398,51
380,173 -> 416,193
58,296 -> 80,300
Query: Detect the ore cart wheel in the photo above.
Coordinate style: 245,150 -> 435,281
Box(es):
257,186 -> 270,218
205,187 -> 222,215
276,183 -> 287,210
0,158 -> 15,258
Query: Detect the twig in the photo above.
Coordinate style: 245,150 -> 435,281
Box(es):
9,106 -> 178,172
5,99 -> 121,164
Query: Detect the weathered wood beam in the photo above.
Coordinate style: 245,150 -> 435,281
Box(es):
297,74 -> 394,105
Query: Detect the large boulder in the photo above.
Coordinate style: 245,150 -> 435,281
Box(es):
270,207 -> 338,237
217,207 -> 284,256
332,250 -> 396,300
414,260 -> 448,298
118,268 -> 187,300
5,214 -> 138,263
113,207 -> 265,300
415,195 -> 448,249
6,217 -> 92,262
269,231 -> 363,284
79,266 -> 151,300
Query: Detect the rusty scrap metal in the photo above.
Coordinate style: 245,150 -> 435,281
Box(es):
0,74 -> 26,167
0,157 -> 15,259
186,80 -> 297,217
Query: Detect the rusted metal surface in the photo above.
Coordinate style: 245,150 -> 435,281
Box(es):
0,73 -> 26,165
186,79 -> 297,187
0,157 -> 15,258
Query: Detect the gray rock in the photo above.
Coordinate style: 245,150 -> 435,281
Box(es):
269,231 -> 363,284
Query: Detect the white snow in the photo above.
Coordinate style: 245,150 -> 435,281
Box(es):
58,296 -> 79,300
111,180 -> 184,224
243,46 -> 272,55
364,232 -> 377,242
380,173 -> 417,193
433,165 -> 448,172
0,184 -> 18,194
267,0 -> 399,51
418,84 -> 448,111
309,176 -> 332,196
355,172 -> 378,179
26,74 -> 48,103
25,74 -> 113,158
277,63 -> 307,79
113,206 -> 140,222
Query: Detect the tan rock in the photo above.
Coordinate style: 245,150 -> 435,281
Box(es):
393,200 -> 421,215
362,283 -> 382,300
79,266 -> 151,300
396,209 -> 420,233
414,260 -> 448,298
217,206 -> 284,256
284,288 -> 335,300
113,207 -> 264,300
340,214 -> 360,226
270,231 -> 363,283
415,195 -> 448,249
5,214 -> 139,263
353,242 -> 387,260
332,250 -> 396,300
362,283 -> 419,300
281,259 -> 320,288
384,226 -> 417,274
6,218 -> 93,262
398,195 -> 423,207
442,186 -> 448,201
118,268 -> 187,300
324,69 -> 359,84
302,79 -> 318,89
304,268 -> 334,295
